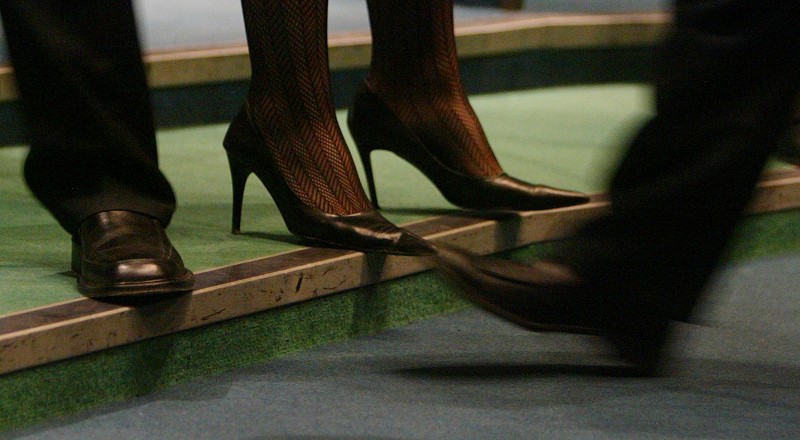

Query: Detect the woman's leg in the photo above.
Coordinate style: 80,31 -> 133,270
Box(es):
364,0 -> 502,178
226,0 -> 432,255
239,0 -> 370,216
352,0 -> 588,211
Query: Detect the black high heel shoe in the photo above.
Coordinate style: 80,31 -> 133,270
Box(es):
223,108 -> 435,256
347,84 -> 590,211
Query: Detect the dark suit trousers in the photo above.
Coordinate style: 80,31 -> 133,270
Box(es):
559,1 -> 800,320
0,0 -> 176,235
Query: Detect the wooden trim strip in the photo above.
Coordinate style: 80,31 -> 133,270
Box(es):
0,200 -> 601,338
1,168 -> 798,375
0,12 -> 670,102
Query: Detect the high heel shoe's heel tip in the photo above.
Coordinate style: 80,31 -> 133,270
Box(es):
365,176 -> 380,209
355,145 -> 381,209
225,138 -> 251,237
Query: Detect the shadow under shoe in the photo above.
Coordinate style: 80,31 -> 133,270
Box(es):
347,84 -> 590,211
223,108 -> 435,256
434,244 -> 670,376
72,211 -> 195,299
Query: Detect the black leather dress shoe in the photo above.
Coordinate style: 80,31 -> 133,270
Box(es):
434,245 -> 669,375
72,211 -> 195,298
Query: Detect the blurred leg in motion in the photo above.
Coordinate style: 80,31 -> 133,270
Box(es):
436,0 -> 800,375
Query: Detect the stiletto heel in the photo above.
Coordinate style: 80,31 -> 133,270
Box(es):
356,142 -> 381,209
227,151 -> 251,235
347,84 -> 590,211
223,107 -> 435,256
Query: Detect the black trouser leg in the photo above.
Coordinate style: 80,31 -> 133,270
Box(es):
0,0 -> 176,235
560,1 -> 800,319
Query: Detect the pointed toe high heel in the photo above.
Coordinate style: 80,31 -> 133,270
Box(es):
224,108 -> 435,256
347,85 -> 589,212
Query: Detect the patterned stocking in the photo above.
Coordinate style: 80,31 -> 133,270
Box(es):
240,0 -> 371,215
365,0 -> 504,179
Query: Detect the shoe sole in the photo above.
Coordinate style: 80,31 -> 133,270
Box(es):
77,271 -> 195,299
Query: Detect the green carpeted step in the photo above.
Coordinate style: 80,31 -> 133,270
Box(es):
2,83 -> 799,432
0,83 -> 653,315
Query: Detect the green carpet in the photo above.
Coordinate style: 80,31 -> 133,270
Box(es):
2,83 -> 800,432
0,83 -> 654,315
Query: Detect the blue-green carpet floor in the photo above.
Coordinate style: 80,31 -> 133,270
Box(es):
7,251 -> 799,439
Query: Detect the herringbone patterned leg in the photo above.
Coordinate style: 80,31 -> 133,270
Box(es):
365,0 -> 504,179
241,0 -> 371,216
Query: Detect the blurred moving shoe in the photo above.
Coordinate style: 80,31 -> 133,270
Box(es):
435,244 -> 670,376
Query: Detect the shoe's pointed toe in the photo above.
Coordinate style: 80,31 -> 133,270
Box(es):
453,174 -> 590,211
394,230 -> 437,256
508,178 -> 591,210
294,210 -> 435,256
